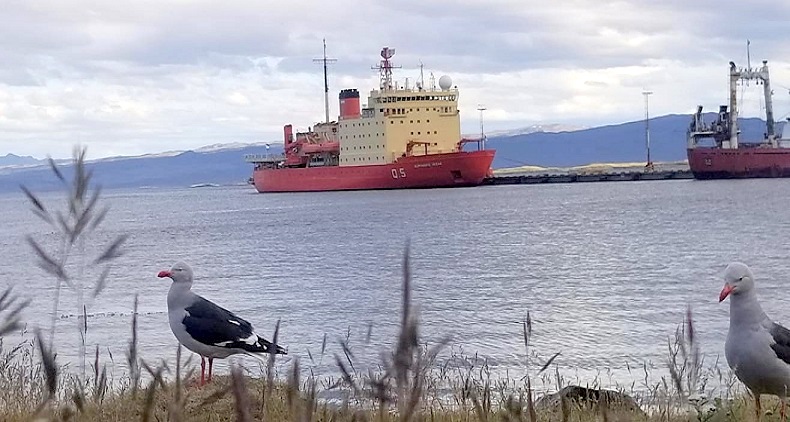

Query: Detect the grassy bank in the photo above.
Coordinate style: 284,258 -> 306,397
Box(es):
0,331 -> 778,422
0,147 -> 778,421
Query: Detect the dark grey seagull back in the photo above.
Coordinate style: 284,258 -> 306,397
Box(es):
183,296 -> 254,344
181,295 -> 286,355
770,322 -> 790,366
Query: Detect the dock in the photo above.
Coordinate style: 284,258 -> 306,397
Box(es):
483,162 -> 694,185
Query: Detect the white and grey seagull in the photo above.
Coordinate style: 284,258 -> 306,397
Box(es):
158,261 -> 287,386
719,262 -> 790,421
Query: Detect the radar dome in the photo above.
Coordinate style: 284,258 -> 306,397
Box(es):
438,75 -> 452,90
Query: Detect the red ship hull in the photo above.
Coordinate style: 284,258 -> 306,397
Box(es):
687,146 -> 790,179
252,150 -> 495,193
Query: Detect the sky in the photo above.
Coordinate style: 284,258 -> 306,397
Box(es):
1,0 -> 789,160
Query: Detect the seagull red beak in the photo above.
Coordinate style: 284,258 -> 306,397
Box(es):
158,270 -> 171,278
719,283 -> 734,302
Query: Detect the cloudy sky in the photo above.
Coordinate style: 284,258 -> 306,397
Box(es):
1,0 -> 789,159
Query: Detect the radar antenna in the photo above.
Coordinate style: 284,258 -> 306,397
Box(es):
372,47 -> 401,91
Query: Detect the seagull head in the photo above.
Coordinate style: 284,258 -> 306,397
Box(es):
157,261 -> 193,284
719,262 -> 755,302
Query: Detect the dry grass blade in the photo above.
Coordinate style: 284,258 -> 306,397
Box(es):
19,185 -> 53,225
141,377 -> 159,422
286,357 -> 301,418
93,363 -> 108,403
93,234 -> 129,265
35,328 -> 58,400
88,206 -> 110,233
538,351 -> 561,374
171,344 -> 185,422
127,294 -> 141,397
0,287 -> 30,337
524,312 -> 533,355
72,382 -> 86,414
339,339 -> 356,372
334,352 -> 362,396
92,266 -> 112,298
69,188 -> 101,244
69,147 -> 91,216
266,318 -> 281,396
26,235 -> 70,282
395,241 -> 417,384
48,156 -> 66,182
231,364 -> 252,422
141,359 -> 167,390
93,345 -> 100,387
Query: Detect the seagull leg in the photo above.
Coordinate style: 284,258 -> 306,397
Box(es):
781,397 -> 786,421
200,356 -> 206,386
754,393 -> 761,422
208,358 -> 214,383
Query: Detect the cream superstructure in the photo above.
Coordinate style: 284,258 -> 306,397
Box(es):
338,48 -> 463,166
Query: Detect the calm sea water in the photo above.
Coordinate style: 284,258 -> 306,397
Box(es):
2,179 -> 790,394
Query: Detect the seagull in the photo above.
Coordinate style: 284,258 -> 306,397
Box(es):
158,261 -> 287,385
719,262 -> 790,421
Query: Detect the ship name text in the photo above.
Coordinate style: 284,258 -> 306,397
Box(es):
413,162 -> 443,169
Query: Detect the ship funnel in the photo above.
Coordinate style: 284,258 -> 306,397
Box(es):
339,89 -> 360,120
284,124 -> 294,145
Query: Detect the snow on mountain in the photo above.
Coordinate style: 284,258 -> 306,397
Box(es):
463,123 -> 589,139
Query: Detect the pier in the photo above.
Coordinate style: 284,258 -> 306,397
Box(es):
483,162 -> 694,185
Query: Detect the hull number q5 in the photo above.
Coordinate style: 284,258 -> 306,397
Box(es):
391,168 -> 406,179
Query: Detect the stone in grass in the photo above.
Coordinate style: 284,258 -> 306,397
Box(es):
535,385 -> 647,418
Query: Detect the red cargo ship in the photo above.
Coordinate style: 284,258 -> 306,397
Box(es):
245,44 -> 495,193
687,59 -> 790,179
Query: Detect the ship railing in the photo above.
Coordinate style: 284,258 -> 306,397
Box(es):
244,153 -> 285,163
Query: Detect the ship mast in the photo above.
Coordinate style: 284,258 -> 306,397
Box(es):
372,47 -> 401,91
313,38 -> 336,124
418,61 -> 425,90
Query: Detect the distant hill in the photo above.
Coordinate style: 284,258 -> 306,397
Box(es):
479,114 -> 783,169
0,153 -> 41,167
0,144 -> 276,193
0,114 -> 784,193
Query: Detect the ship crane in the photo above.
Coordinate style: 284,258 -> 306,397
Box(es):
688,60 -> 776,150
727,60 -> 776,148
405,140 -> 431,156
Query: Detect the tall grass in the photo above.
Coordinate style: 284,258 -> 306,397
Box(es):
20,146 -> 128,384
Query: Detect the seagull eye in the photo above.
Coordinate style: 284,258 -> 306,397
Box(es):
738,276 -> 744,281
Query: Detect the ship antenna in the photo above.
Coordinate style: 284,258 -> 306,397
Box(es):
419,61 -> 425,89
746,39 -> 751,70
477,104 -> 487,151
313,38 -> 337,123
372,47 -> 401,91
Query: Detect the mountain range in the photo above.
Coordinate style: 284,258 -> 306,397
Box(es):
0,113 -> 785,193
